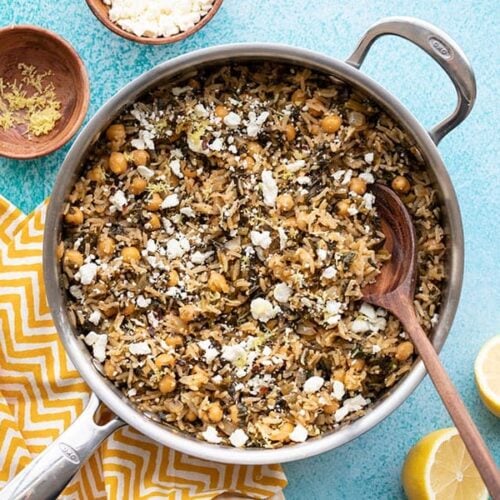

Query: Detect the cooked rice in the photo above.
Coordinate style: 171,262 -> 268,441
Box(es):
59,63 -> 445,448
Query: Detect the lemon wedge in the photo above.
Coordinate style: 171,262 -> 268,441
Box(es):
475,335 -> 500,417
402,427 -> 487,500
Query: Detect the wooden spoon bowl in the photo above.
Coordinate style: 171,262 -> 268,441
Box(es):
0,25 -> 89,160
85,0 -> 224,45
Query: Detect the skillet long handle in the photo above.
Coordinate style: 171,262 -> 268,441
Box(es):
1,394 -> 124,500
399,310 -> 500,498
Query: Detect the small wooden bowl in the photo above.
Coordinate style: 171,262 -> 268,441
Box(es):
0,25 -> 89,160
85,0 -> 224,45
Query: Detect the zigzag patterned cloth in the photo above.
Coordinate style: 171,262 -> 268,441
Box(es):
0,197 -> 287,499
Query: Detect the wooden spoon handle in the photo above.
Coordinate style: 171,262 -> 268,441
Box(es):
400,313 -> 500,498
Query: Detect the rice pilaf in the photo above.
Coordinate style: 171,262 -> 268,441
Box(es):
60,63 -> 445,448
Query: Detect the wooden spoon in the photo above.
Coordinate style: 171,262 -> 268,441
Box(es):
362,184 -> 500,497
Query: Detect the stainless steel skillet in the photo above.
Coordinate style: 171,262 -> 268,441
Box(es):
3,17 -> 476,500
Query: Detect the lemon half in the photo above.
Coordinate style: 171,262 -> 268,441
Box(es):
475,335 -> 500,417
402,427 -> 487,500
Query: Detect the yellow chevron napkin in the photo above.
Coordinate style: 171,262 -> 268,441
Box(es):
0,196 -> 287,499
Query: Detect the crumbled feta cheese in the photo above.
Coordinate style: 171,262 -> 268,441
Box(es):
303,376 -> 324,393
131,129 -> 155,150
212,375 -> 223,385
198,339 -> 219,364
321,266 -> 337,279
202,425 -> 222,444
273,282 -> 292,303
351,319 -> 371,333
342,169 -> 353,185
136,295 -> 151,308
146,239 -> 157,253
128,388 -> 137,397
286,160 -> 306,172
180,207 -> 195,218
84,331 -> 107,362
223,112 -> 241,128
364,152 -> 374,164
169,159 -> 184,178
250,230 -> 272,249
161,193 -> 180,209
289,424 -> 308,443
110,190 -> 127,210
69,285 -> 83,299
171,86 -> 192,96
359,172 -> 375,184
278,227 -> 288,250
229,429 -> 249,448
246,111 -> 269,137
372,344 -> 382,354
296,176 -> 311,185
332,380 -> 345,400
431,313 -> 439,326
88,310 -> 101,326
191,250 -> 214,264
250,298 -> 281,322
129,341 -> 151,356
317,248 -> 328,261
261,170 -> 278,207
137,166 -> 154,179
166,237 -> 190,259
194,103 -> 209,117
335,395 -> 369,422
221,344 -> 246,363
347,205 -> 358,216
363,192 -> 376,210
359,303 -> 377,320
77,262 -> 97,286
209,137 -> 224,151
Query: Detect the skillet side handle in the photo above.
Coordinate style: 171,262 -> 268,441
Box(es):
346,16 -> 476,145
1,394 -> 124,500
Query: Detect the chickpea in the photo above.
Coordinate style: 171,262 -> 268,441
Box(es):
392,175 -> 411,194
351,358 -> 366,371
146,192 -> 163,211
166,270 -> 179,287
103,359 -> 115,379
122,303 -> 135,316
207,402 -> 223,423
166,335 -> 184,347
320,114 -> 342,133
130,176 -> 148,195
229,404 -> 239,424
148,213 -> 161,230
186,410 -> 198,422
131,149 -> 150,166
295,248 -> 315,272
395,341 -> 414,361
276,193 -> 294,212
323,401 -> 340,414
284,123 -> 296,141
56,242 -> 65,260
349,177 -> 367,195
336,199 -> 350,217
179,304 -> 199,323
63,249 -> 84,268
244,155 -> 255,169
270,422 -> 294,442
159,374 -> 177,394
155,353 -> 176,368
246,141 -> 262,156
102,305 -> 118,318
109,152 -> 128,175
121,246 -> 141,264
65,207 -> 84,225
333,368 -> 346,383
214,104 -> 229,118
106,124 -> 126,143
292,89 -> 306,105
208,271 -> 230,293
97,236 -> 115,259
87,166 -> 105,182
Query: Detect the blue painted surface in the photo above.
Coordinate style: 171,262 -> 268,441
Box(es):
1,1 -> 499,498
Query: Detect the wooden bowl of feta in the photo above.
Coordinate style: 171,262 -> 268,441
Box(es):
86,0 -> 224,45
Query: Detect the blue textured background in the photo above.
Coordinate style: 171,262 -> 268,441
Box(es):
1,1 -> 499,499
